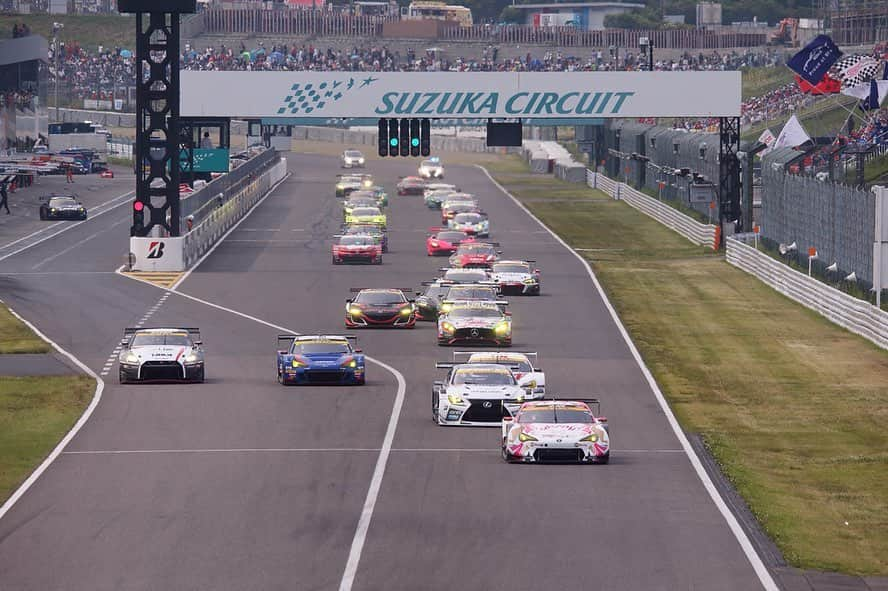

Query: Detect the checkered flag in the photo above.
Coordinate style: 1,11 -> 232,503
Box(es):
830,55 -> 881,89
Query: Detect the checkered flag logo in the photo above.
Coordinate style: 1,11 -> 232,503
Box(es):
830,55 -> 881,90
278,81 -> 346,115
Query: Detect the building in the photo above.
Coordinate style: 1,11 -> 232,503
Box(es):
510,1 -> 645,30
0,35 -> 49,150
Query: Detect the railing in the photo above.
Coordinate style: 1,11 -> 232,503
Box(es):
726,236 -> 888,350
203,8 -> 392,38
588,170 -> 718,248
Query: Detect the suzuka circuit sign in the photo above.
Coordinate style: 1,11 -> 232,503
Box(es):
182,71 -> 741,119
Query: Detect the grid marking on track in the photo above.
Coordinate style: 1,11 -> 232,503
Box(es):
98,291 -> 170,377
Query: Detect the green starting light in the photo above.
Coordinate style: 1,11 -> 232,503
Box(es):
390,138 -> 399,147
411,138 -> 420,147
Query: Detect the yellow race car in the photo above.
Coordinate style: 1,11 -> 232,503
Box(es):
345,206 -> 387,227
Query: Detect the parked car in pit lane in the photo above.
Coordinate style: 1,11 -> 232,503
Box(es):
490,260 -> 541,295
276,335 -> 365,385
396,175 -> 426,196
431,362 -> 533,426
118,327 -> 205,384
438,300 -> 512,347
448,242 -> 501,269
341,149 -> 365,168
345,206 -> 386,228
426,227 -> 474,256
449,211 -> 490,237
341,223 -> 388,252
345,288 -> 416,328
332,234 -> 383,265
418,156 -> 445,179
454,351 -> 544,396
335,174 -> 373,198
38,194 -> 87,220
502,399 -> 610,464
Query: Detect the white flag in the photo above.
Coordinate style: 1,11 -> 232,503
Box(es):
841,79 -> 888,104
773,115 -> 811,150
757,129 -> 777,155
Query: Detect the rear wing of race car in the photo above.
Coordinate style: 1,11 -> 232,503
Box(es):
441,299 -> 509,306
452,351 -> 539,367
435,362 -> 522,371
564,397 -> 604,420
122,327 -> 201,346
427,226 -> 446,234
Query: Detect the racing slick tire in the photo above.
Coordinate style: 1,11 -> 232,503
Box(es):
118,369 -> 128,384
431,391 -> 440,422
332,256 -> 339,265
355,375 -> 366,385
195,367 -> 205,383
596,452 -> 610,465
39,210 -> 46,220
501,439 -> 520,463
373,258 -> 382,265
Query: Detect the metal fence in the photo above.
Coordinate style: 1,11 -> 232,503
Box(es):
760,161 -> 875,288
202,8 -> 392,38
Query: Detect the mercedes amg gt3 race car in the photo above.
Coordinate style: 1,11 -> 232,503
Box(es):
345,288 -> 416,328
277,335 -> 365,385
418,157 -> 445,179
449,212 -> 490,237
118,327 -> 205,383
502,399 -> 610,463
432,362 -> 534,426
332,235 -> 383,265
396,176 -> 426,196
490,260 -> 541,295
454,351 -> 545,396
426,228 -> 474,256
438,301 -> 512,346
39,194 -> 88,220
448,242 -> 501,268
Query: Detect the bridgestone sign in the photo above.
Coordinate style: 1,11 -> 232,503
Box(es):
182,71 -> 741,119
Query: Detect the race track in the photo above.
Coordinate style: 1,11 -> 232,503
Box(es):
0,153 -> 769,590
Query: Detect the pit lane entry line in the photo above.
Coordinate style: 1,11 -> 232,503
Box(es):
476,165 -> 780,591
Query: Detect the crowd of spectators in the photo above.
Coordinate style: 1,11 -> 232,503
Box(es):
49,43 -> 135,106
740,83 -> 813,127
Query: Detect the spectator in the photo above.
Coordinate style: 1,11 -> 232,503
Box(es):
200,132 -> 214,149
0,181 -> 9,215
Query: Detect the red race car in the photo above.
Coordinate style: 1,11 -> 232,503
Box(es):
397,176 -> 427,196
426,227 -> 475,256
345,288 -> 416,328
99,170 -> 114,179
448,242 -> 501,268
332,235 -> 382,265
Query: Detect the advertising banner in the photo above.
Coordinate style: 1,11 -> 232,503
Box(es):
130,236 -> 185,272
182,71 -> 741,119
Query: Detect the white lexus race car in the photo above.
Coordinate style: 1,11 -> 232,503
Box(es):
453,351 -> 545,396
490,260 -> 541,295
418,157 -> 445,179
432,362 -> 539,426
118,327 -> 205,383
502,399 -> 610,463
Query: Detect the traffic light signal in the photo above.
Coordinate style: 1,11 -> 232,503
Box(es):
388,119 -> 399,156
131,200 -> 145,236
410,119 -> 420,157
420,118 -> 430,157
399,118 -> 410,157
378,118 -> 388,157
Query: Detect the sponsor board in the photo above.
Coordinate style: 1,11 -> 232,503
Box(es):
130,237 -> 185,272
182,71 -> 740,119
260,117 -> 604,127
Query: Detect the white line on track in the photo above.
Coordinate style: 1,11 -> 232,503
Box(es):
0,302 -> 104,523
61,447 -> 685,455
0,190 -> 134,264
477,165 -> 779,591
0,271 -> 119,276
117,170 -> 406,591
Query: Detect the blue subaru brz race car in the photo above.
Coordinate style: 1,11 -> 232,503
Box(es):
276,335 -> 365,385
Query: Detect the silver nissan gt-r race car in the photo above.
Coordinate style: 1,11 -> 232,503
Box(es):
118,327 -> 205,383
502,399 -> 610,464
432,362 -> 539,426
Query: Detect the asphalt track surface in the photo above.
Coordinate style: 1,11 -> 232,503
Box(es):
0,153 -> 767,590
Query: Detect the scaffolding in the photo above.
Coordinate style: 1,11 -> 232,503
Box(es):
821,0 -> 888,46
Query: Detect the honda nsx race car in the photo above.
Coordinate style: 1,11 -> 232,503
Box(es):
396,176 -> 426,196
277,335 -> 365,385
449,212 -> 489,237
448,242 -> 501,268
454,351 -> 544,396
118,327 -> 205,383
432,362 -> 532,426
332,235 -> 383,264
344,206 -> 386,228
502,399 -> 610,463
438,301 -> 512,346
490,260 -> 541,295
341,224 -> 388,252
418,157 -> 444,179
426,228 -> 474,256
345,288 -> 416,328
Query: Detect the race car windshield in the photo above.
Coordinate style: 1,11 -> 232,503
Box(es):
447,288 -> 496,300
472,357 -> 533,372
421,160 -> 440,168
352,208 -> 380,216
446,307 -> 502,318
493,264 -> 530,274
49,197 -> 78,207
345,151 -> 362,158
437,232 -> 467,242
519,409 -> 594,424
458,244 -> 495,255
355,291 -> 406,305
340,236 -> 374,246
131,333 -> 192,347
453,369 -> 514,385
455,213 -> 483,224
348,199 -> 376,208
346,227 -> 381,236
292,342 -> 351,354
444,271 -> 487,282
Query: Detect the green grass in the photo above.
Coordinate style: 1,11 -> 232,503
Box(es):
0,305 -> 50,354
742,96 -> 856,141
741,66 -> 796,101
845,152 -> 888,186
486,156 -> 888,576
0,376 -> 95,502
0,14 -> 135,51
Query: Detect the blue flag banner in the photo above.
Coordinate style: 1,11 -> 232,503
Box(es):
787,35 -> 843,84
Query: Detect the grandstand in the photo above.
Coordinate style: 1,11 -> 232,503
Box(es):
0,33 -> 47,152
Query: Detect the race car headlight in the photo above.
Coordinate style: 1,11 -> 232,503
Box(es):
183,352 -> 200,364
292,359 -> 307,368
518,431 -> 537,442
430,240 -> 439,247
349,306 -> 363,315
358,158 -> 365,164
399,307 -> 412,316
122,352 -> 140,365
336,183 -> 345,189
523,278 -> 537,284
440,303 -> 453,314
441,321 -> 455,334
494,322 -> 510,335
580,433 -> 599,443
447,393 -> 464,405
524,380 -> 537,391
342,359 -> 358,368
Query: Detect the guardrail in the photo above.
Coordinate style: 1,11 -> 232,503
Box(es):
726,236 -> 888,350
588,170 -> 718,249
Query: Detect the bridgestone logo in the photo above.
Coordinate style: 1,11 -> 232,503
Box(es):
147,241 -> 165,259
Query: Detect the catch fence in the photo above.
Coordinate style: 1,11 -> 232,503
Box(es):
202,8 -> 393,38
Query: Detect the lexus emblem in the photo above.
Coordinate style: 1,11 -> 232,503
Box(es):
471,328 -> 480,337
482,401 -> 493,408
